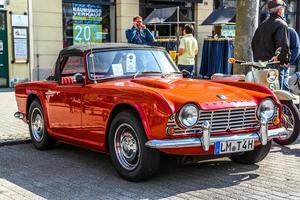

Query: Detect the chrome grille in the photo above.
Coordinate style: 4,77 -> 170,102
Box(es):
167,107 -> 278,135
198,108 -> 258,133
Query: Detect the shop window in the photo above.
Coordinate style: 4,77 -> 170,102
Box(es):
214,0 -> 236,9
139,0 -> 194,38
0,12 -> 5,31
62,1 -> 115,47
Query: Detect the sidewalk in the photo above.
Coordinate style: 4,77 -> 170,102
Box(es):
0,89 -> 30,146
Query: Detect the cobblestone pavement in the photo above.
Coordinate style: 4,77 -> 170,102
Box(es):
0,89 -> 30,145
0,90 -> 300,200
0,140 -> 299,200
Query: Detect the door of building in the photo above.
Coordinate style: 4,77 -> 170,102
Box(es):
0,11 -> 8,87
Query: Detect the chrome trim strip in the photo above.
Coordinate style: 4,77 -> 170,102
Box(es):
45,90 -> 59,96
146,127 -> 287,149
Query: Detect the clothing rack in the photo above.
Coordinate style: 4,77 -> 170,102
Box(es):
200,37 -> 235,78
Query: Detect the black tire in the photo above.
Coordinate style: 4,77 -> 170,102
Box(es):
273,100 -> 300,145
230,140 -> 272,164
108,110 -> 160,182
28,100 -> 56,150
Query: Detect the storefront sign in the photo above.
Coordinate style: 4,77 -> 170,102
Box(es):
12,28 -> 28,63
72,3 -> 102,44
12,15 -> 29,27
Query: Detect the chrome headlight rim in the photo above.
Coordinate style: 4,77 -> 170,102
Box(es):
257,98 -> 276,121
177,103 -> 199,129
267,70 -> 277,83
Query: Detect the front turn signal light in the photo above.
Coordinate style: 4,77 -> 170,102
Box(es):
273,117 -> 280,126
167,127 -> 176,135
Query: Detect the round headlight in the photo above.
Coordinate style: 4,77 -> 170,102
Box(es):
178,104 -> 199,128
257,99 -> 276,121
267,70 -> 277,83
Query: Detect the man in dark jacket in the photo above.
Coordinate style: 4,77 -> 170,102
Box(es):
252,0 -> 290,65
126,16 -> 155,45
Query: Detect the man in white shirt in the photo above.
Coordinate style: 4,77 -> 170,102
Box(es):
178,24 -> 198,76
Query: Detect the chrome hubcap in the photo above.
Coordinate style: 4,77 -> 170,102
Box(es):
31,108 -> 44,142
114,123 -> 140,171
280,104 -> 295,140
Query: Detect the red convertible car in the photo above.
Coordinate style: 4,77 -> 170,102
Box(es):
15,43 -> 287,181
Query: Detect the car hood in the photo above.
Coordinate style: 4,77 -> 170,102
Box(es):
129,77 -> 271,111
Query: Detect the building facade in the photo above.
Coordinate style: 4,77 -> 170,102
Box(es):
0,0 -> 30,87
0,0 -> 214,87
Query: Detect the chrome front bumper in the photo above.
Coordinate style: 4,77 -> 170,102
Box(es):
145,127 -> 287,150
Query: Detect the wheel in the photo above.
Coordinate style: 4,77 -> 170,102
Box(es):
230,140 -> 272,164
273,100 -> 300,145
28,100 -> 56,150
108,110 -> 160,182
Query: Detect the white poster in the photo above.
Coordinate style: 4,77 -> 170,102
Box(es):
126,53 -> 137,73
14,39 -> 27,63
12,15 -> 29,27
13,27 -> 28,63
13,28 -> 27,39
0,0 -> 5,9
112,64 -> 124,76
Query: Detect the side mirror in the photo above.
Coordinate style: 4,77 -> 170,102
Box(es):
182,70 -> 192,78
74,73 -> 85,84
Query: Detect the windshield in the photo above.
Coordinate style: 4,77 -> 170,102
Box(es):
87,49 -> 179,80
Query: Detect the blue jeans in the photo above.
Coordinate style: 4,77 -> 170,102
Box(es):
280,67 -> 289,91
178,65 -> 194,76
270,64 -> 289,91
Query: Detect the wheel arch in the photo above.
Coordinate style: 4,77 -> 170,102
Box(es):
105,103 -> 149,152
26,92 -> 50,128
273,90 -> 294,101
26,94 -> 41,120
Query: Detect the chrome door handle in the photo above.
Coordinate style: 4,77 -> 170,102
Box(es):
45,90 -> 59,96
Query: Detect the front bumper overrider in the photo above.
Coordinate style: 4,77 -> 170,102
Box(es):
145,120 -> 287,151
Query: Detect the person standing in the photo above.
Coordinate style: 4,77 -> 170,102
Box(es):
283,27 -> 300,89
252,0 -> 290,90
177,24 -> 198,76
252,0 -> 290,65
126,16 -> 155,45
288,27 -> 300,68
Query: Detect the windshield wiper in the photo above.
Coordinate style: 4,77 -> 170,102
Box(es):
162,71 -> 182,78
133,71 -> 162,79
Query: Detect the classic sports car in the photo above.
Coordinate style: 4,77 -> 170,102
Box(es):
15,43 -> 287,181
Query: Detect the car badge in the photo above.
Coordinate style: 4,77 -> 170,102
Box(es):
217,94 -> 228,100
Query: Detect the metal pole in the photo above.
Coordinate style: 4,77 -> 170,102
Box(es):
176,6 -> 180,52
177,6 -> 179,34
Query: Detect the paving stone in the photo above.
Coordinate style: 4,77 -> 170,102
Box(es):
0,89 -> 30,145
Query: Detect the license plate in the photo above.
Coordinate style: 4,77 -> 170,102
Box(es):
215,139 -> 255,155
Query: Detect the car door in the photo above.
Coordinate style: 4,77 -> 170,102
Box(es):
46,56 -> 85,139
81,51 -> 118,149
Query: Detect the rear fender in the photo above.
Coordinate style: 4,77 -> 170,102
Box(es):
273,90 -> 295,101
26,90 -> 50,128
